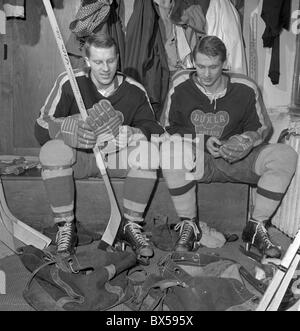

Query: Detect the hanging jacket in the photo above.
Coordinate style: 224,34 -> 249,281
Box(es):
106,0 -> 125,72
124,0 -> 169,120
206,0 -> 247,75
170,0 -> 210,35
261,0 -> 291,85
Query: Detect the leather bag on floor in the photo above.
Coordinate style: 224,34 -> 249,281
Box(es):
19,245 -> 137,311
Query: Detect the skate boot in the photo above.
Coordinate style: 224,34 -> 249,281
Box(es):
43,219 -> 99,246
55,221 -> 78,258
117,218 -> 154,266
174,218 -> 202,252
242,219 -> 281,258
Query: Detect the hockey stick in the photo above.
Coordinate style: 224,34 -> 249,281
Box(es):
249,9 -> 258,81
42,0 -> 122,246
0,178 -> 51,251
256,230 -> 300,311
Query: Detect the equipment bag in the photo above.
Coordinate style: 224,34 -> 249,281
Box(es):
19,245 -> 137,311
126,252 -> 260,311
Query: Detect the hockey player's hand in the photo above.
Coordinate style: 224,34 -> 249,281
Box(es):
60,114 -> 97,149
86,99 -> 124,140
219,134 -> 254,163
206,137 -> 223,158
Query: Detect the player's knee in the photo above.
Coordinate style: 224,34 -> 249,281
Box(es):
264,143 -> 298,174
277,144 -> 298,174
39,139 -> 75,168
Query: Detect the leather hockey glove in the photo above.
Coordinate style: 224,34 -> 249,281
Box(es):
219,134 -> 254,163
49,114 -> 97,149
86,99 -> 124,145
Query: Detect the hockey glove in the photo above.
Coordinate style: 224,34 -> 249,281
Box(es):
86,99 -> 124,145
59,114 -> 97,149
219,134 -> 254,163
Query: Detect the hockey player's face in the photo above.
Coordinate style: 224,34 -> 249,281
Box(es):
194,53 -> 224,91
87,46 -> 118,87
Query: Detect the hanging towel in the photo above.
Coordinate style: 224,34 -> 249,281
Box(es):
206,0 -> 247,75
0,0 -> 24,35
69,0 -> 113,38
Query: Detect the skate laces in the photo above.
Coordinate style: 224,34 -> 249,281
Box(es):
125,222 -> 149,247
175,220 -> 200,243
255,222 -> 274,248
253,222 -> 275,248
56,222 -> 74,253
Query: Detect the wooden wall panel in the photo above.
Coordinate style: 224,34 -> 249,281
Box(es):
0,29 -> 14,154
4,0 -> 80,154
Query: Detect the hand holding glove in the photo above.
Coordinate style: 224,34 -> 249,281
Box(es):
86,99 -> 124,145
219,134 -> 254,163
206,137 -> 223,158
50,114 -> 96,149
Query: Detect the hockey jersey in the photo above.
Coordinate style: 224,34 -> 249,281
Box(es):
35,68 -> 164,145
164,70 -> 272,145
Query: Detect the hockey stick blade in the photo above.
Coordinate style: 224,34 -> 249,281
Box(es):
94,152 -> 122,247
0,179 -> 51,250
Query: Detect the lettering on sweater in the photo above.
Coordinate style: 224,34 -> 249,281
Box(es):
190,110 -> 229,138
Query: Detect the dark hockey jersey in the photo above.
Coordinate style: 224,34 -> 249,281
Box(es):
35,68 -> 164,145
164,70 -> 272,144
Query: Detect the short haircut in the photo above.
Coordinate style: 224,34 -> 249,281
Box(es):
192,35 -> 227,63
84,34 -> 119,58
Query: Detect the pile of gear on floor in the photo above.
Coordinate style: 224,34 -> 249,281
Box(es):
17,216 -> 299,312
0,157 -> 39,176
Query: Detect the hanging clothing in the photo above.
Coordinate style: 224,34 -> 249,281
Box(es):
106,0 -> 125,72
261,0 -> 291,85
69,0 -> 112,38
170,0 -> 210,35
206,0 -> 247,75
154,0 -> 177,71
230,0 -> 245,28
66,0 -> 125,73
118,0 -> 135,34
124,0 -> 169,119
0,0 -> 24,35
154,0 -> 193,72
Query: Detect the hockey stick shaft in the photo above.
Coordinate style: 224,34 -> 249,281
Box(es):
42,0 -> 121,246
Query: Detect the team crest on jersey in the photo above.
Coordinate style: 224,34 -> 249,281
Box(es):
190,110 -> 229,138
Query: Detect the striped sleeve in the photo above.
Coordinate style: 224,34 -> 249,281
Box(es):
230,74 -> 273,143
162,69 -> 195,128
125,77 -> 164,140
35,69 -> 85,145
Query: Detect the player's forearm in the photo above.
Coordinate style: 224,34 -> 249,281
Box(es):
242,131 -> 263,147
